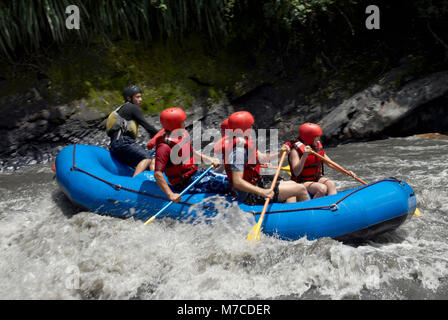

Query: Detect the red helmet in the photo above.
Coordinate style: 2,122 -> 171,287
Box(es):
220,118 -> 229,134
228,111 -> 254,132
160,107 -> 187,131
299,123 -> 322,145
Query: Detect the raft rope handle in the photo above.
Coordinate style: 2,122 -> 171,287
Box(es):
71,144 -> 402,216
249,177 -> 403,215
330,204 -> 339,212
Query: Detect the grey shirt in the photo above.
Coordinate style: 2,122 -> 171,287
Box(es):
227,145 -> 250,202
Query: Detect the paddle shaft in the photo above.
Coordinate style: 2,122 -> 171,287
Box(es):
308,149 -> 422,216
308,149 -> 368,185
144,165 -> 214,225
247,150 -> 287,241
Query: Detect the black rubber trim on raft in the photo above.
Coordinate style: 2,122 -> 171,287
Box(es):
70,144 -> 405,216
249,177 -> 404,215
334,213 -> 408,243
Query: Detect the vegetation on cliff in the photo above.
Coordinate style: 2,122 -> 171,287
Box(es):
0,0 -> 447,114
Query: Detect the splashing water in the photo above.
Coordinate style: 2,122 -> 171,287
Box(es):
0,136 -> 447,299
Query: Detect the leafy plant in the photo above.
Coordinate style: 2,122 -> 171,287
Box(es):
0,0 -> 236,57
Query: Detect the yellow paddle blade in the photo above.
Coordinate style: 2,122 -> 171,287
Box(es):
144,215 -> 156,226
246,221 -> 262,241
281,165 -> 291,175
414,208 -> 421,217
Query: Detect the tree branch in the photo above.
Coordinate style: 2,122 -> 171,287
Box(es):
336,6 -> 355,36
427,21 -> 448,51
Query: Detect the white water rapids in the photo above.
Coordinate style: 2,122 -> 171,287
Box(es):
0,136 -> 447,299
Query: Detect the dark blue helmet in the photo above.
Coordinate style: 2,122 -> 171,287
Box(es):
123,84 -> 142,102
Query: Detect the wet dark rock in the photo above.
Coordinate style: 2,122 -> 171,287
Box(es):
319,67 -> 448,146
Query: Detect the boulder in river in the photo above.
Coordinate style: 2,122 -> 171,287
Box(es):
319,65 -> 448,145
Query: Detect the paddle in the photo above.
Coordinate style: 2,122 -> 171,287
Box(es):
308,149 -> 421,216
263,164 -> 291,175
144,165 -> 215,225
247,150 -> 287,242
281,165 -> 291,175
308,149 -> 368,185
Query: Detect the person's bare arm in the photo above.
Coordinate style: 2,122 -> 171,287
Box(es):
323,154 -> 357,177
193,149 -> 220,167
154,171 -> 181,202
231,171 -> 273,199
289,147 -> 308,176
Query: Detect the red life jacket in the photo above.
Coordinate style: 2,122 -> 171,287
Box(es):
289,140 -> 325,183
147,129 -> 165,150
155,129 -> 198,186
213,135 -> 230,155
222,136 -> 262,186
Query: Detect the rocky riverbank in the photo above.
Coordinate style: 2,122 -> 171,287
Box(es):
1,57 -> 447,171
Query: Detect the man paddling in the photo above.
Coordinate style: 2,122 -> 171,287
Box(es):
153,107 -> 229,203
287,122 -> 357,198
222,111 -> 310,205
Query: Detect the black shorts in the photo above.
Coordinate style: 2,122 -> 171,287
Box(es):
242,176 -> 283,206
110,135 -> 149,168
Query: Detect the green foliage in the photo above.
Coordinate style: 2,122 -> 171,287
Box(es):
0,0 -> 236,57
0,0 -> 366,58
414,0 -> 448,20
259,0 -> 365,42
39,36 -> 266,114
263,0 -> 339,27
1,0 -> 447,116
0,0 -> 87,57
2,0 -> 447,59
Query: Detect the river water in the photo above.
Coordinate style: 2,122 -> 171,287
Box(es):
0,135 -> 447,300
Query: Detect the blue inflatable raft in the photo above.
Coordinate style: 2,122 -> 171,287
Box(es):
55,144 -> 417,242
